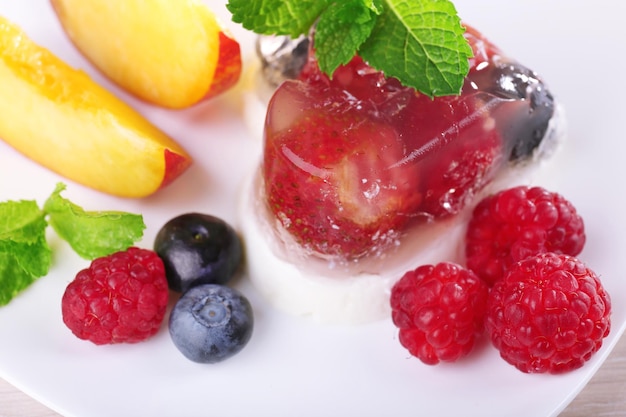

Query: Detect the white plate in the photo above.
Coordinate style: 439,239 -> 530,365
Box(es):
1,1 -> 624,417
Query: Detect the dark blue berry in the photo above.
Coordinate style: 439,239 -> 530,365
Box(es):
169,284 -> 254,363
473,60 -> 555,161
154,213 -> 243,292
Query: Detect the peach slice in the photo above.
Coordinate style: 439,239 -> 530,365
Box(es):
0,17 -> 191,198
50,0 -> 242,109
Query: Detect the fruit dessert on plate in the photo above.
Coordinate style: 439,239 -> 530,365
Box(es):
235,3 -> 564,324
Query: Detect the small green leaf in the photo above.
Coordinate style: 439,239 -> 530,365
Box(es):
0,199 -> 46,244
359,0 -> 472,96
315,0 -> 381,76
0,200 -> 50,306
43,183 -> 145,260
227,0 -> 331,38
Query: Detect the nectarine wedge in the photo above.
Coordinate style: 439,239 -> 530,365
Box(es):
0,17 -> 191,198
51,0 -> 242,109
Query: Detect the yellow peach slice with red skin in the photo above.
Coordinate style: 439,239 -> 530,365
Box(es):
205,31 -> 243,100
50,0 -> 242,109
0,17 -> 191,198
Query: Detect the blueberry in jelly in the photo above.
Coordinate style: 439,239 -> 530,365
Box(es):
474,60 -> 556,161
154,213 -> 243,292
169,284 -> 254,363
257,34 -> 310,87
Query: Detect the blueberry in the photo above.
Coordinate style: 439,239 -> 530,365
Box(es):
169,284 -> 254,363
154,213 -> 243,292
473,60 -> 556,162
492,62 -> 555,161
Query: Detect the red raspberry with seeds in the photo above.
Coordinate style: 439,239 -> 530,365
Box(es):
390,262 -> 489,365
465,186 -> 585,286
486,253 -> 611,374
61,247 -> 169,345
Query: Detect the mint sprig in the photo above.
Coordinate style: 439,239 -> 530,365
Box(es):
227,0 -> 472,96
0,183 -> 145,306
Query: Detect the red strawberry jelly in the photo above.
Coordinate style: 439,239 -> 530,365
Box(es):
261,25 -> 557,262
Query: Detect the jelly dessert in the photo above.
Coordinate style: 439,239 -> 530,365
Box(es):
239,25 -> 563,324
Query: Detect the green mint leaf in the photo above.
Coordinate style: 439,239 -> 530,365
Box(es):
227,0 -> 471,96
358,0 -> 472,97
0,200 -> 51,306
227,0 -> 331,38
315,0 -> 382,76
43,183 -> 145,260
0,252 -> 35,306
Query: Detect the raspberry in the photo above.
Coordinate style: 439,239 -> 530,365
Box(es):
61,247 -> 169,345
486,253 -> 611,374
390,262 -> 489,365
465,186 -> 585,285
